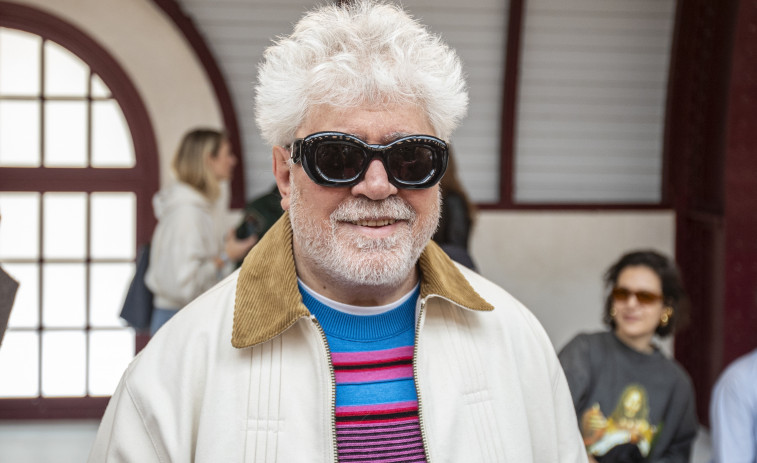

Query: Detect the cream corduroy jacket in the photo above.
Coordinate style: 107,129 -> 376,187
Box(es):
89,214 -> 587,462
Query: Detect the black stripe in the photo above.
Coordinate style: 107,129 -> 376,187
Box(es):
339,434 -> 422,443
339,446 -> 424,456
338,422 -> 420,431
338,449 -> 426,462
333,358 -> 412,371
338,440 -> 424,449
338,426 -> 421,437
337,426 -> 422,439
336,409 -> 417,418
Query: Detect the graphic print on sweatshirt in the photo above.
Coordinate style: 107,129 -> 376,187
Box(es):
300,284 -> 427,463
581,383 -> 659,458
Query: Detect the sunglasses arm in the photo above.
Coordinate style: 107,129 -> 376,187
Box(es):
285,142 -> 302,164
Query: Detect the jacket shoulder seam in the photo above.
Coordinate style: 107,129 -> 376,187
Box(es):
124,376 -> 167,462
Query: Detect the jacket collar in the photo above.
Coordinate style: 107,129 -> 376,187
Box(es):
232,212 -> 493,348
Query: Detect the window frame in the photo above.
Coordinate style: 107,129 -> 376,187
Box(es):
0,2 -> 158,419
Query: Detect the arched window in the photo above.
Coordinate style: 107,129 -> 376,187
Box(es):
0,3 -> 158,418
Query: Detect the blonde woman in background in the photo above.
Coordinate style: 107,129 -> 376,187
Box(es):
145,128 -> 256,335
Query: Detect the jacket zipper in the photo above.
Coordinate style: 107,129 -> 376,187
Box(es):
311,316 -> 338,463
413,297 -> 431,462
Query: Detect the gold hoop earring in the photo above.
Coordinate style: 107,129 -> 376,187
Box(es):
660,307 -> 673,327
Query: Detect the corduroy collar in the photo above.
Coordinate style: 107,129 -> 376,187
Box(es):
232,212 -> 493,348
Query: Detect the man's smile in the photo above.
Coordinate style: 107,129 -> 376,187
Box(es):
351,218 -> 397,227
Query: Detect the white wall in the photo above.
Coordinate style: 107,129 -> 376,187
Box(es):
471,210 -> 676,351
16,0 -> 224,188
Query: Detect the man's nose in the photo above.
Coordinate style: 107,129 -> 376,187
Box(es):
351,159 -> 398,200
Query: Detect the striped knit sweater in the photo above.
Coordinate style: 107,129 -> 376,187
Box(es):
299,283 -> 427,463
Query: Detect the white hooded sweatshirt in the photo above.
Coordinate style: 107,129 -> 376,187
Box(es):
145,181 -> 229,309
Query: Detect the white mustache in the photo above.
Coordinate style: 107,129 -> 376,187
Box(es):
330,196 -> 415,224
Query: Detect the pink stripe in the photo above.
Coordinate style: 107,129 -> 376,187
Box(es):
340,440 -> 419,446
335,416 -> 419,426
337,409 -> 417,419
341,456 -> 426,463
335,364 -> 413,383
339,450 -> 426,462
336,401 -> 417,414
337,429 -> 421,446
337,421 -> 419,432
339,433 -> 422,443
336,415 -> 419,424
331,346 -> 414,363
343,457 -> 426,463
337,425 -> 421,435
337,419 -> 419,427
340,444 -> 423,454
341,458 -> 425,463
338,425 -> 420,435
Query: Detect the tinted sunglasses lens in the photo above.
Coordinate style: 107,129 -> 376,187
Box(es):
611,288 -> 661,304
635,291 -> 661,304
313,142 -> 365,182
386,144 -> 436,184
611,288 -> 631,302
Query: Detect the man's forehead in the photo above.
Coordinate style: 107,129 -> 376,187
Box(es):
297,104 -> 435,142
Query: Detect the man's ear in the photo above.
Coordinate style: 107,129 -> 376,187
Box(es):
272,146 -> 292,211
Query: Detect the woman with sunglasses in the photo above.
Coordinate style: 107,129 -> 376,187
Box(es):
558,250 -> 698,463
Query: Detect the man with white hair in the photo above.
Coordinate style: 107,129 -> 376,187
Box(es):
88,1 -> 586,461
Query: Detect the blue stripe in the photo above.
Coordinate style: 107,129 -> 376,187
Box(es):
336,378 -> 418,407
327,329 -> 415,352
300,283 -> 419,342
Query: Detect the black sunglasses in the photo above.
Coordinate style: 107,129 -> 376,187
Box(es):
289,132 -> 448,189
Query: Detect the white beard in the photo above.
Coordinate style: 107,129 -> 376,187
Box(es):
288,182 -> 440,287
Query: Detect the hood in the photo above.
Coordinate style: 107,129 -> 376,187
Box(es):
152,182 -> 211,220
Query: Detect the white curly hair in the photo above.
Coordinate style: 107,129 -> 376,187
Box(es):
255,0 -> 469,147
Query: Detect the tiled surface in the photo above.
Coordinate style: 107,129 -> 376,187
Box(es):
0,420 -> 99,463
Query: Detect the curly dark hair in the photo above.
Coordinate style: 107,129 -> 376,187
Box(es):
602,250 -> 689,337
